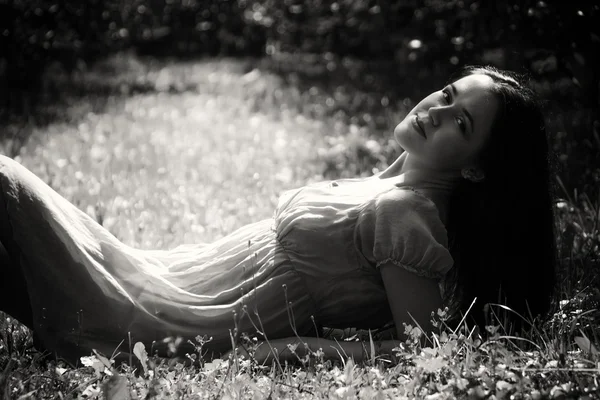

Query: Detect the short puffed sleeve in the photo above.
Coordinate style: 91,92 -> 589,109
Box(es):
371,188 -> 454,279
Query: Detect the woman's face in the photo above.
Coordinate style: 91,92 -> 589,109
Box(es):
394,74 -> 500,171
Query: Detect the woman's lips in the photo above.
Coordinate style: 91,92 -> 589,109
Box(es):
412,115 -> 426,138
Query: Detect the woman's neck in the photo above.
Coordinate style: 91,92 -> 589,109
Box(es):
378,152 -> 460,225
377,151 -> 408,179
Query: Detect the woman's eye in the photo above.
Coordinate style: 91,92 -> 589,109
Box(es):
456,117 -> 466,133
443,88 -> 466,134
442,89 -> 451,103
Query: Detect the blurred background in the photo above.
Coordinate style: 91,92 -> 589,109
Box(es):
0,1 -> 599,288
1,1 -> 598,194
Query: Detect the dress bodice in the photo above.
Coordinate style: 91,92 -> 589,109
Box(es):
272,177 -> 453,329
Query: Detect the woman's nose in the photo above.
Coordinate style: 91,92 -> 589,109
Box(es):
428,106 -> 443,127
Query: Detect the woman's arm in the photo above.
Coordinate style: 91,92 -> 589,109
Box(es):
379,262 -> 442,339
238,336 -> 402,364
227,262 -> 441,365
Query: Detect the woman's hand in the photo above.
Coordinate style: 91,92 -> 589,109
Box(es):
222,336 -> 404,365
223,340 -> 292,364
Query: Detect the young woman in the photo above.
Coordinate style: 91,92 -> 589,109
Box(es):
0,65 -> 557,365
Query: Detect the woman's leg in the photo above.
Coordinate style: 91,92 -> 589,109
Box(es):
0,154 -> 149,362
0,184 -> 34,329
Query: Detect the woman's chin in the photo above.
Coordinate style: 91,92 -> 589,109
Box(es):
393,126 -> 412,150
393,125 -> 404,143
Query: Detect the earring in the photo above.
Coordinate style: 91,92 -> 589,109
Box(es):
461,168 -> 485,183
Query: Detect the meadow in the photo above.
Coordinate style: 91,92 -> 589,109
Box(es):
0,53 -> 598,399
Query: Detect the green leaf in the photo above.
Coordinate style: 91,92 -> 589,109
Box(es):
92,349 -> 114,372
103,374 -> 130,400
574,333 -> 599,355
133,342 -> 149,376
415,355 -> 447,373
368,329 -> 375,364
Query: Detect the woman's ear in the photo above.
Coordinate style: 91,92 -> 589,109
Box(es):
461,167 -> 485,183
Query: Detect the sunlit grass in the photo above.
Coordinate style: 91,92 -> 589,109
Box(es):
3,58 -> 334,250
0,54 -> 599,399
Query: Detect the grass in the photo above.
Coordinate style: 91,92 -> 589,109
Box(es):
0,52 -> 599,399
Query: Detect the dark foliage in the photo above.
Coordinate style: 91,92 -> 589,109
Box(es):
1,0 -> 598,193
253,0 -> 599,196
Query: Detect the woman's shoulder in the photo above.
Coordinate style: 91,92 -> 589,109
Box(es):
374,185 -> 448,243
370,185 -> 453,275
375,184 -> 437,211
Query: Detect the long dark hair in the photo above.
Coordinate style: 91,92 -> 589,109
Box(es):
443,65 -> 559,332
